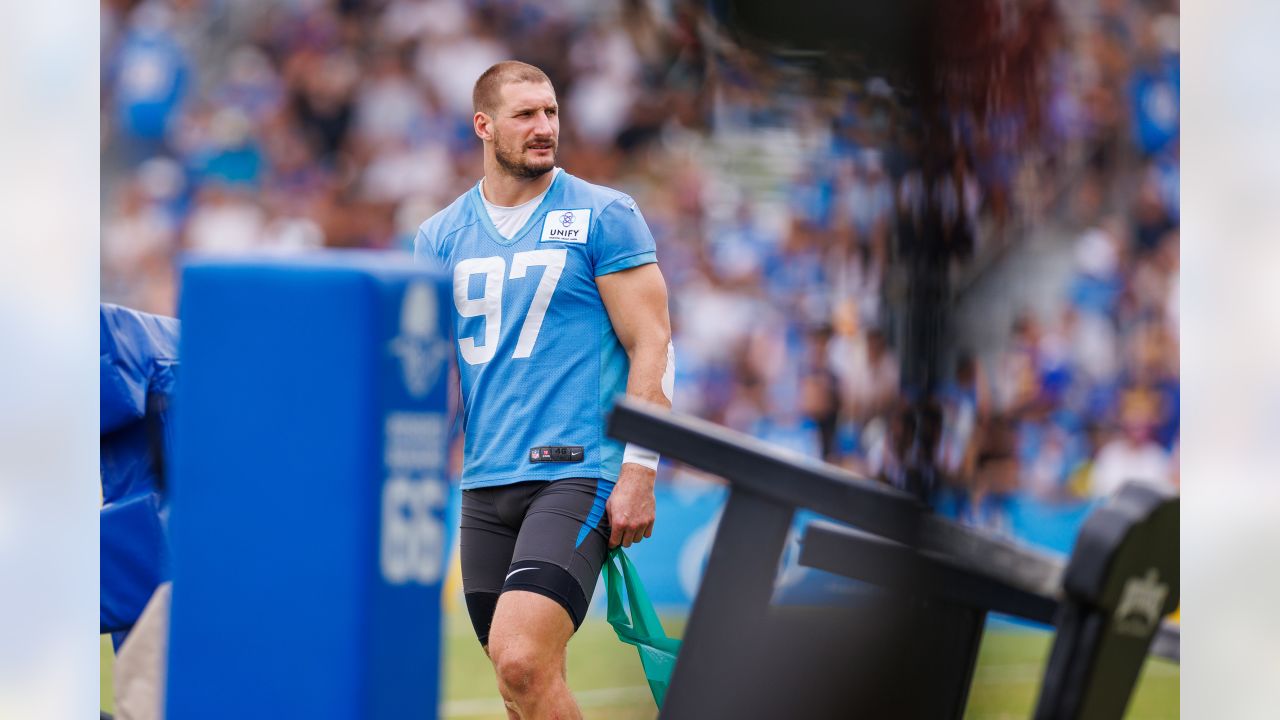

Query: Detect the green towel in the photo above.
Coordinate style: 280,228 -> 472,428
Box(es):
601,547 -> 682,708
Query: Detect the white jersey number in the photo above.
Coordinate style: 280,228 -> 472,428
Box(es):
452,249 -> 567,365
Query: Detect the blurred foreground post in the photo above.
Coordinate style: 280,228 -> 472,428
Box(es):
609,399 -> 1178,719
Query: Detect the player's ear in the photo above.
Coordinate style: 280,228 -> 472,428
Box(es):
474,111 -> 493,141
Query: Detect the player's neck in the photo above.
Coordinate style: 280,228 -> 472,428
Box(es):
480,164 -> 556,208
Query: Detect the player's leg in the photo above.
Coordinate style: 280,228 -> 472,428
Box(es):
459,487 -> 520,651
487,477 -> 614,720
462,482 -> 564,719
488,590 -> 578,719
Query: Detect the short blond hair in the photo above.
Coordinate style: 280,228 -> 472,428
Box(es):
473,61 -> 553,115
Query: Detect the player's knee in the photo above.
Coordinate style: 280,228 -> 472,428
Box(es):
491,643 -> 550,696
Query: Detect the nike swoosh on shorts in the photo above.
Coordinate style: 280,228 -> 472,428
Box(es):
505,567 -> 537,582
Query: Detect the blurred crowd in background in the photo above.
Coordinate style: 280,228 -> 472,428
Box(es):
101,0 -> 1179,532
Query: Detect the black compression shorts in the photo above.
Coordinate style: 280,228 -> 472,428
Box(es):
459,477 -> 614,646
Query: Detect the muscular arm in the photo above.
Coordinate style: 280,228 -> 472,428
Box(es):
596,262 -> 672,548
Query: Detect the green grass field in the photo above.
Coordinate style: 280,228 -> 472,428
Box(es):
102,611 -> 1177,718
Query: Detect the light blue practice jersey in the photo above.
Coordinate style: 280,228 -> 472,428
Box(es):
415,170 -> 656,489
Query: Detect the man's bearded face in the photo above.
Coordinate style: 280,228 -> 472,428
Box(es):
490,81 -> 558,179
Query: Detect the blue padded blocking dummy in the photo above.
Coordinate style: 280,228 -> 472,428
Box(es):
166,253 -> 453,719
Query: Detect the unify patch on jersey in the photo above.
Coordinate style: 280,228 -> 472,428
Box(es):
540,209 -> 591,244
529,446 -> 585,463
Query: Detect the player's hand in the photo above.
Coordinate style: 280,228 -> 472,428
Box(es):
606,463 -> 656,548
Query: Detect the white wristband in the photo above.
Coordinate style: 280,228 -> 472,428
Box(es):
623,443 -> 660,471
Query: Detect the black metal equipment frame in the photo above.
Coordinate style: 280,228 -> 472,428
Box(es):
608,398 -> 1178,720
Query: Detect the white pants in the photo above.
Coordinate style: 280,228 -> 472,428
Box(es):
113,582 -> 172,720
